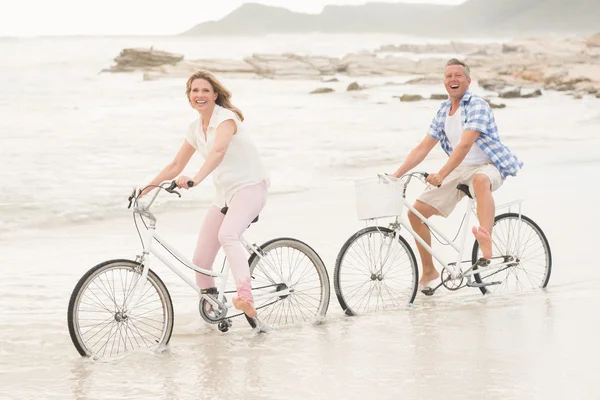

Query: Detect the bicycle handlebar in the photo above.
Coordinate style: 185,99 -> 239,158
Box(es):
416,172 -> 440,188
128,180 -> 195,209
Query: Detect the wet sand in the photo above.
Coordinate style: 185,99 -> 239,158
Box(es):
1,160 -> 599,399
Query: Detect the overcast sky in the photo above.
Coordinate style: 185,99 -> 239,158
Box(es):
0,0 -> 465,36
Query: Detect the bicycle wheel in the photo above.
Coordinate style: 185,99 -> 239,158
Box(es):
246,238 -> 330,328
334,226 -> 419,316
67,259 -> 174,358
471,213 -> 552,295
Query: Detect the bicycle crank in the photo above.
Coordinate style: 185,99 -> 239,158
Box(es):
441,268 -> 465,291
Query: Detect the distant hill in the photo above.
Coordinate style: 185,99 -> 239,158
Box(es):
181,0 -> 600,37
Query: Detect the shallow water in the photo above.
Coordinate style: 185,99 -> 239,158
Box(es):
1,34 -> 600,399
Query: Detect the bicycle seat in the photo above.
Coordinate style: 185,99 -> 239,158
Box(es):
456,184 -> 473,199
220,206 -> 259,224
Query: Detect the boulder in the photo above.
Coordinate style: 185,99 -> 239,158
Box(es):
346,82 -> 362,91
310,87 -> 334,94
105,48 -> 184,72
478,78 -> 507,91
519,70 -> 545,83
502,44 -> 520,53
485,99 -> 506,109
499,88 -> 522,98
396,94 -> 425,102
430,94 -> 448,100
521,89 -> 543,98
405,75 -> 441,85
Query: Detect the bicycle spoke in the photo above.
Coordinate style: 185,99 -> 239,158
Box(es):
474,215 -> 550,294
71,263 -> 171,358
336,228 -> 417,315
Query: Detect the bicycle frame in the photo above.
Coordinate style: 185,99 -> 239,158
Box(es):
127,186 -> 290,312
384,179 -> 525,283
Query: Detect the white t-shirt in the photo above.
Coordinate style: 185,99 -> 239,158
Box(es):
185,105 -> 269,206
444,109 -> 491,165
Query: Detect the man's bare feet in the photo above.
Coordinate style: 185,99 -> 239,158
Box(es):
472,226 -> 492,259
232,296 -> 257,318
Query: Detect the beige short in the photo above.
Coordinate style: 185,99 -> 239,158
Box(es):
417,163 -> 504,217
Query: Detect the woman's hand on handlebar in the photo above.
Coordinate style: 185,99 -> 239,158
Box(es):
132,186 -> 150,199
175,175 -> 197,189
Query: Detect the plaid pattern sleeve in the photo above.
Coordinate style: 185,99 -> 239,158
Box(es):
426,107 -> 445,141
429,92 -> 523,179
463,98 -> 492,135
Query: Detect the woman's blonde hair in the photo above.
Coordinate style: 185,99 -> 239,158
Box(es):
185,70 -> 244,121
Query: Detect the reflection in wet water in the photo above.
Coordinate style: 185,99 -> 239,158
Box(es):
2,275 -> 599,399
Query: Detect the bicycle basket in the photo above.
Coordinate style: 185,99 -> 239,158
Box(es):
355,176 -> 404,220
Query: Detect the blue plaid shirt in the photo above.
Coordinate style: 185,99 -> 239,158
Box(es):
427,91 -> 523,179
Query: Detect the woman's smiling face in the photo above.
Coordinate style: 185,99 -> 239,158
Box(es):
188,78 -> 218,112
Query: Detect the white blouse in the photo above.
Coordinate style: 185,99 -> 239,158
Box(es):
185,105 -> 269,206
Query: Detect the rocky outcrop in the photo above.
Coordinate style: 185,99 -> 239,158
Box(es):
103,48 -> 184,72
586,32 -> 600,47
104,35 -> 600,99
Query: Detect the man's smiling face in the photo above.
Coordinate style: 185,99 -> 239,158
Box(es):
444,64 -> 471,100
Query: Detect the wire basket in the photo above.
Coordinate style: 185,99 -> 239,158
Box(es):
355,176 -> 404,220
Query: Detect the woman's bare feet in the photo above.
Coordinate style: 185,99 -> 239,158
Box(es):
419,269 -> 440,287
472,226 -> 492,259
232,296 -> 257,318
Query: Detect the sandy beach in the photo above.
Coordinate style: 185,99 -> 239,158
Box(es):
1,33 -> 600,399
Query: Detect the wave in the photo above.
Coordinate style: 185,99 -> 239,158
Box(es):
0,182 -> 313,236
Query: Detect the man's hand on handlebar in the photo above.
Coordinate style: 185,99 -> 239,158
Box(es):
425,172 -> 444,187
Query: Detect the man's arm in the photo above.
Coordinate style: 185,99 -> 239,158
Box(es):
391,136 -> 438,178
425,130 -> 480,186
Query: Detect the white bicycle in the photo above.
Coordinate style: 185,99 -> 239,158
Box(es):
334,172 -> 552,316
67,181 -> 330,358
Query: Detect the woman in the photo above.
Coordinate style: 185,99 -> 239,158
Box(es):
140,70 -> 269,318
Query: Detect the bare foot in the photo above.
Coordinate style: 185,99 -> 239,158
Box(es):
232,296 -> 257,318
419,269 -> 440,286
472,226 -> 492,259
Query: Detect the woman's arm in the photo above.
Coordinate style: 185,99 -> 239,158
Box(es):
141,140 -> 195,196
176,119 -> 237,188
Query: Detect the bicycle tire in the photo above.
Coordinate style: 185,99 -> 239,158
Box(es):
67,259 -> 174,358
471,213 -> 552,295
334,226 -> 419,316
246,238 -> 330,328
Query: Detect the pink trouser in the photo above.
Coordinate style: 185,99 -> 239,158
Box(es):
192,181 -> 267,301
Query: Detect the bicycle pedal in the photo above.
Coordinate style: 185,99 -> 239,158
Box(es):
476,258 -> 491,267
421,288 -> 436,296
201,287 -> 218,295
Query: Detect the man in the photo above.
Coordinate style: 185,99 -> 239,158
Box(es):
391,58 -> 522,291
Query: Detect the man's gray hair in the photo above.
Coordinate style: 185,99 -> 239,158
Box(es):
445,58 -> 470,78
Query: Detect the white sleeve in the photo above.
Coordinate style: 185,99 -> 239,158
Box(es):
216,108 -> 240,131
185,121 -> 198,150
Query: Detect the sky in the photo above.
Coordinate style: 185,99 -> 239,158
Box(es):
0,0 -> 465,37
